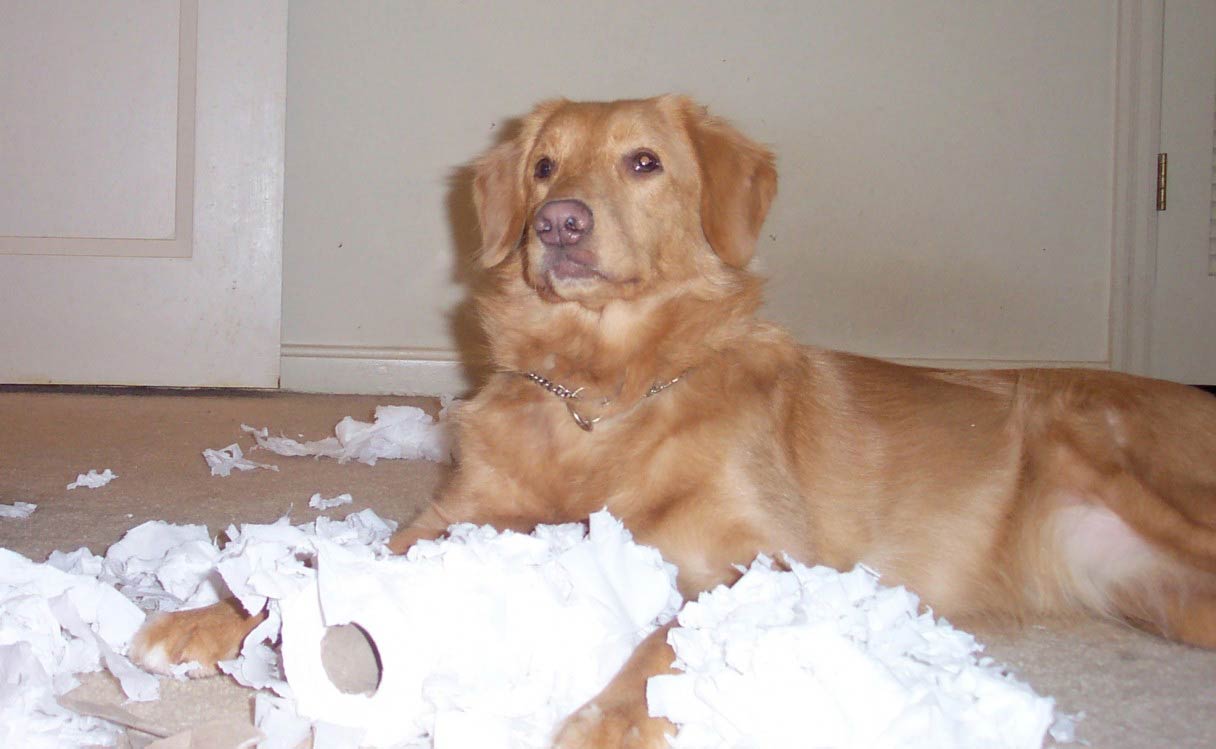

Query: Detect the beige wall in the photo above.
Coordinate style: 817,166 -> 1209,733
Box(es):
281,1 -> 1124,394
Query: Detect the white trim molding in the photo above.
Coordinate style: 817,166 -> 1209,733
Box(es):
1109,0 -> 1165,375
280,344 -> 475,396
885,357 -> 1109,372
280,343 -> 1111,399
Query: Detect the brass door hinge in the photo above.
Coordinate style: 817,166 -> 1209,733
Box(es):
1156,153 -> 1167,211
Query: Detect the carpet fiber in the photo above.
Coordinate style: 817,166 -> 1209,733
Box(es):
1,388 -> 1213,747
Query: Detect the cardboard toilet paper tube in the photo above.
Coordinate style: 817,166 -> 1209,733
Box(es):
279,583 -> 429,748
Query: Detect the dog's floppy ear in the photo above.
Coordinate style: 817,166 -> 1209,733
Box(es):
471,137 -> 528,268
676,97 -> 777,268
472,100 -> 564,268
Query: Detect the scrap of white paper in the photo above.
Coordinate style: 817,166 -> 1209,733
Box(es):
1049,711 -> 1085,743
308,493 -> 353,511
203,444 -> 279,477
0,501 -> 37,518
253,693 -> 312,749
66,469 -> 117,490
242,404 -> 452,466
647,557 -> 1058,749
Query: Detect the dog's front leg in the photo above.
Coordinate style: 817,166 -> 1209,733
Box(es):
130,597 -> 267,676
553,621 -> 678,749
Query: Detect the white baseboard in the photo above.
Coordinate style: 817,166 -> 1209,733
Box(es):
280,343 -> 1111,397
280,344 -> 474,396
884,356 -> 1110,371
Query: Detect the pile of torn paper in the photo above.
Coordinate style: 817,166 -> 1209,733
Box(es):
650,558 -> 1058,748
236,510 -> 682,748
3,503 -> 1069,749
0,547 -> 149,748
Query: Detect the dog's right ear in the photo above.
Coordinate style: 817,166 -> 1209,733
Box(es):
471,137 -> 528,268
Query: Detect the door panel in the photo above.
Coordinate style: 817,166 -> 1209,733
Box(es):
1151,0 -> 1216,383
0,0 -> 188,250
0,0 -> 285,387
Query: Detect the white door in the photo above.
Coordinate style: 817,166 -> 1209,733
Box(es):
0,0 -> 286,388
1150,0 -> 1216,384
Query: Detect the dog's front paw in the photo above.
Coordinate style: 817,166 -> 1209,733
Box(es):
129,598 -> 264,677
553,701 -> 675,749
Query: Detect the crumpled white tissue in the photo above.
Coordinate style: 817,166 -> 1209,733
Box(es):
647,557 -> 1056,749
102,521 -> 224,611
309,493 -> 353,510
66,468 -> 117,490
203,443 -> 279,477
0,546 -> 153,748
0,501 -> 37,518
242,404 -> 452,465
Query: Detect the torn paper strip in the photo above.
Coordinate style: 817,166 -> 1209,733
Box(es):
203,444 -> 279,477
646,557 -> 1057,749
242,404 -> 452,465
0,501 -> 37,518
67,469 -> 117,490
308,493 -> 353,511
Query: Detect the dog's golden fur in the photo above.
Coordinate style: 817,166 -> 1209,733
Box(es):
134,95 -> 1216,747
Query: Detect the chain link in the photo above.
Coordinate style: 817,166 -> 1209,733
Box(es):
521,372 -> 584,400
521,370 -> 685,401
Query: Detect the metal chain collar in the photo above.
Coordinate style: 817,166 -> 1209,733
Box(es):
520,370 -> 686,431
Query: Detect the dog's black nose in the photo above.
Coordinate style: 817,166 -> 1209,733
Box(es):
534,199 -> 594,248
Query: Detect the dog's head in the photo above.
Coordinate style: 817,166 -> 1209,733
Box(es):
471,96 -> 777,307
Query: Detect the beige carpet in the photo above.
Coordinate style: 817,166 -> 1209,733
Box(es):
1,388 -> 1213,748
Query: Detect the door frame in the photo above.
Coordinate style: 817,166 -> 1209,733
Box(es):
1109,0 -> 1164,377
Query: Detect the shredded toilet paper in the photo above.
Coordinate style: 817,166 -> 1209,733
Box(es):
212,510 -> 682,748
0,547 -> 153,748
203,443 -> 279,477
242,404 -> 452,466
648,557 -> 1057,749
309,493 -> 354,510
0,501 -> 37,518
3,505 -> 1070,748
66,468 -> 117,490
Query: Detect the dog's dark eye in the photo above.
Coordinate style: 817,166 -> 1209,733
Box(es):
629,150 -> 662,174
534,157 -> 554,180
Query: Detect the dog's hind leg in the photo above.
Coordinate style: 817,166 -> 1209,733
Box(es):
1048,499 -> 1216,647
1110,579 -> 1216,648
1036,386 -> 1216,647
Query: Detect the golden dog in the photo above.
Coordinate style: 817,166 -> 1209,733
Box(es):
135,95 -> 1216,747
